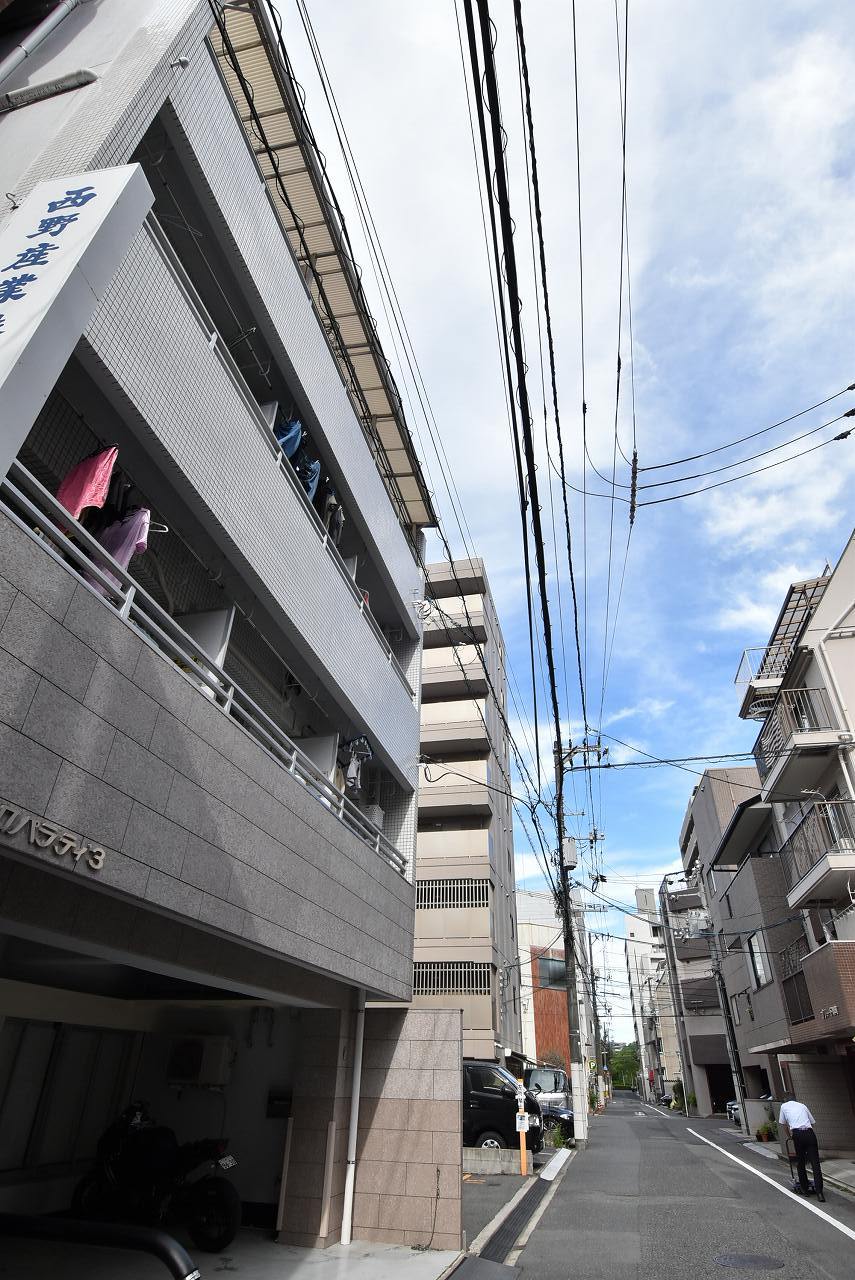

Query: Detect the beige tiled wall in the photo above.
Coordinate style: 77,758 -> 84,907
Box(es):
353,1007 -> 463,1250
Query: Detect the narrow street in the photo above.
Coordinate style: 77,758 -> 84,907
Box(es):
513,1094 -> 855,1280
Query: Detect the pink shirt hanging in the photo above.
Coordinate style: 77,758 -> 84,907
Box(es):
56,446 -> 118,520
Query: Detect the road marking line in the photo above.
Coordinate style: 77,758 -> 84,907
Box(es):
687,1128 -> 855,1242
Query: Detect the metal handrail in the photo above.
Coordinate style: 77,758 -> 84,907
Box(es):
0,463 -> 407,876
753,687 -> 838,779
145,217 -> 414,701
777,800 -> 855,893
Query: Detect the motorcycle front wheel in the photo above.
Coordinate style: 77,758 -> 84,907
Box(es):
185,1176 -> 241,1252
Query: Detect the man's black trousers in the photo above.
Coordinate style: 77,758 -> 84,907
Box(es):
793,1127 -> 823,1195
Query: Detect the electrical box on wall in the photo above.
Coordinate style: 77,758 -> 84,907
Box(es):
166,1036 -> 235,1087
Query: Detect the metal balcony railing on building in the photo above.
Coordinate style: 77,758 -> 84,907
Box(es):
735,644 -> 791,720
778,934 -> 810,980
0,462 -> 407,876
753,688 -> 838,781
777,800 -> 855,906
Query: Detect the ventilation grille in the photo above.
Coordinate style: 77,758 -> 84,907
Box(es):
413,961 -> 491,996
416,878 -> 489,911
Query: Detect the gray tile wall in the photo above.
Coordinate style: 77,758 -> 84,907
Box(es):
0,512 -> 414,1000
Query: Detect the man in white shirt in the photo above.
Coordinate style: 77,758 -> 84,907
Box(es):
778,1095 -> 824,1201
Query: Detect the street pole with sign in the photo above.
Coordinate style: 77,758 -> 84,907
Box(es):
516,1078 -> 528,1175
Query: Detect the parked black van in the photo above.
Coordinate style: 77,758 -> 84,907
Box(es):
463,1060 -> 543,1151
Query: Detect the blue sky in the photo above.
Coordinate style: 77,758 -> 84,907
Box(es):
277,1 -> 855,1034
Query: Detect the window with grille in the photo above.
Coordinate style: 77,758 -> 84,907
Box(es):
413,961 -> 491,995
782,972 -> 814,1025
415,879 -> 489,910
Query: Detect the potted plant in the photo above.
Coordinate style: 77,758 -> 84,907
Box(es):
757,1122 -> 776,1142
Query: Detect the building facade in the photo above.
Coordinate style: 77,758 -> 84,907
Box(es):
624,888 -> 669,1102
414,559 -> 522,1060
0,0 -> 463,1253
516,888 -> 597,1100
705,552 -> 855,1152
662,769 -> 757,1116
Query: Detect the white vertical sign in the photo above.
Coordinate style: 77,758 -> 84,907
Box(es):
0,164 -> 153,470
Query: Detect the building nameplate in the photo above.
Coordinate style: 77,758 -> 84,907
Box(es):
0,800 -> 106,872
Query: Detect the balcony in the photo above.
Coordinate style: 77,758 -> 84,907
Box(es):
801,941 -> 855,1034
81,218 -> 417,779
0,466 -> 407,879
418,760 -> 492,819
416,828 -> 490,870
735,644 -> 790,720
778,801 -> 855,908
421,645 -> 488,698
422,596 -> 486,649
420,698 -> 490,755
753,688 -> 844,794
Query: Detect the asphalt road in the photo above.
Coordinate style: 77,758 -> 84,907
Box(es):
514,1091 -> 855,1280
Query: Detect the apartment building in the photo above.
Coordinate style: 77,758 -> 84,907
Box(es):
662,769 -> 757,1116
704,551 -> 855,1151
0,0 -> 464,1255
413,559 -> 522,1060
625,888 -> 668,1101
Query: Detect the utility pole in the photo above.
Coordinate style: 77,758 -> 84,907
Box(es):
555,742 -> 589,1147
707,932 -> 749,1134
588,931 -> 605,1109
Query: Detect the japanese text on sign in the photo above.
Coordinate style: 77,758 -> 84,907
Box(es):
0,800 -> 106,872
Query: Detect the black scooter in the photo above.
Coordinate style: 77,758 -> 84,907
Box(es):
71,1102 -> 241,1252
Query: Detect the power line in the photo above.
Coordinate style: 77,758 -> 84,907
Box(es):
640,382 -> 855,472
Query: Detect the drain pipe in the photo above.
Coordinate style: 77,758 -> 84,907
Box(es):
340,989 -> 366,1247
0,0 -> 83,89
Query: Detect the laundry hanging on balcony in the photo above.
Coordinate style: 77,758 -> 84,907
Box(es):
274,415 -> 303,459
86,506 -> 151,595
55,445 -> 118,520
338,735 -> 373,794
315,477 -> 345,547
292,444 -> 321,502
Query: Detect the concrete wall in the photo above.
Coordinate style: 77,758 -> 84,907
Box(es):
0,512 -> 414,1000
352,1007 -> 462,1251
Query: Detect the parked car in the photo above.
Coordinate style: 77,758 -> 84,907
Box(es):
524,1065 -> 571,1112
463,1060 -> 543,1151
540,1103 -> 574,1141
657,1092 -> 673,1108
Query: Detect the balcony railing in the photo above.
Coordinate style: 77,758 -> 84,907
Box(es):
777,800 -> 855,895
0,462 -> 407,876
735,644 -> 793,686
753,687 -> 838,779
778,934 -> 810,980
147,219 -> 414,702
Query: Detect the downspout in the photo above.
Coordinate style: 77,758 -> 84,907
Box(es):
0,0 -> 84,89
340,989 -> 365,1247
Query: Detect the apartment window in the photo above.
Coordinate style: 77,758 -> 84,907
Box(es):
746,933 -> 769,989
730,994 -> 741,1026
707,867 -> 717,897
415,879 -> 489,910
724,892 -> 733,919
782,971 -> 814,1025
413,961 -> 491,996
537,957 -> 567,989
726,932 -> 742,953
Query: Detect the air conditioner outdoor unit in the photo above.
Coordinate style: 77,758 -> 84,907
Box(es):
166,1036 -> 235,1088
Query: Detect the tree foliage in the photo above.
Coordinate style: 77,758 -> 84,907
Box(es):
609,1042 -> 640,1089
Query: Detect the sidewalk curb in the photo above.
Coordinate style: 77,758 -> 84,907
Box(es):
504,1150 -> 576,1266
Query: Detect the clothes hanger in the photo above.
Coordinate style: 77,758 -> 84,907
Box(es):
149,522 -> 169,534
